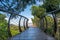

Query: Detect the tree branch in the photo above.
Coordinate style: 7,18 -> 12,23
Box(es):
0,8 -> 28,19
0,1 -> 8,8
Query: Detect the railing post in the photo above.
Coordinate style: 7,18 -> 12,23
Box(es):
19,16 -> 22,32
43,18 -> 45,31
23,18 -> 26,30
40,18 -> 44,30
8,14 -> 12,37
52,13 -> 57,37
26,19 -> 29,28
44,16 -> 48,33
40,19 -> 42,29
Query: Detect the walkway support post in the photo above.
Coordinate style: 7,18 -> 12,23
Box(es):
40,18 -> 44,30
19,16 -> 22,32
23,18 -> 26,30
26,19 -> 29,28
52,13 -> 57,37
8,14 -> 12,37
43,16 -> 47,33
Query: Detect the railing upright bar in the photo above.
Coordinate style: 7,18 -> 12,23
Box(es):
52,13 -> 57,37
19,16 -> 22,32
26,19 -> 29,28
44,16 -> 48,33
23,18 -> 26,30
8,14 -> 12,37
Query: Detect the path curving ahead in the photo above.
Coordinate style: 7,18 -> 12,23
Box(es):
10,27 -> 55,40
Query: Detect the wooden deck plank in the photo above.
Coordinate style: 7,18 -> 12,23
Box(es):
10,27 -> 55,40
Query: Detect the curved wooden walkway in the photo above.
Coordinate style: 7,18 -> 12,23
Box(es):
10,27 -> 55,40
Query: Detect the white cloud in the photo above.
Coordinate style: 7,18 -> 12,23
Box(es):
28,18 -> 33,26
5,18 -> 9,22
28,18 -> 32,23
36,1 -> 43,6
5,17 -> 34,27
5,17 -> 28,26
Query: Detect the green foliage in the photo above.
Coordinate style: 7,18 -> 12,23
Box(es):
0,0 -> 36,15
46,16 -> 54,26
10,24 -> 24,36
31,16 -> 40,26
31,6 -> 46,27
31,6 -> 46,18
31,5 -> 46,28
10,25 -> 20,36
43,0 -> 60,12
31,5 -> 55,36
0,14 -> 8,40
45,16 -> 54,34
46,27 -> 53,34
43,0 -> 60,39
0,14 -> 25,40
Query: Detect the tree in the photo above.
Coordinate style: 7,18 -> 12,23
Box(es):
31,16 -> 40,27
31,6 -> 46,18
45,15 -> 54,35
0,0 -> 36,15
0,0 -> 38,37
31,6 -> 46,28
31,5 -> 58,37
43,0 -> 60,37
31,0 -> 60,39
0,14 -> 8,40
43,0 -> 60,12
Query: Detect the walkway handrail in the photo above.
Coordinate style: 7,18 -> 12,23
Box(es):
0,8 -> 28,19
40,9 -> 60,37
8,15 -> 29,37
0,8 -> 29,38
40,8 -> 60,19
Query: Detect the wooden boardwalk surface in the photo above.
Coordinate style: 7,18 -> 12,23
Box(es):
10,27 -> 55,40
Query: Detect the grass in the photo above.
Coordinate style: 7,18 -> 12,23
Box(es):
10,24 -> 25,36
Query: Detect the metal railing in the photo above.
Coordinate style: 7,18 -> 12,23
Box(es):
0,9 -> 29,39
40,9 -> 60,40
7,14 -> 29,37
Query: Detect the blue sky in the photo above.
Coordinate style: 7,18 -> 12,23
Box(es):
20,1 -> 43,18
20,1 -> 43,25
10,1 -> 43,26
1,1 -> 43,26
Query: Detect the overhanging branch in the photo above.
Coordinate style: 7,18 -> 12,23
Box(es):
0,8 -> 28,19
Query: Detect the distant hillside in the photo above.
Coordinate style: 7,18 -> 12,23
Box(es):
10,24 -> 24,36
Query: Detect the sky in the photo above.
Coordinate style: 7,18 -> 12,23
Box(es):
1,1 -> 43,26
20,1 -> 43,26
